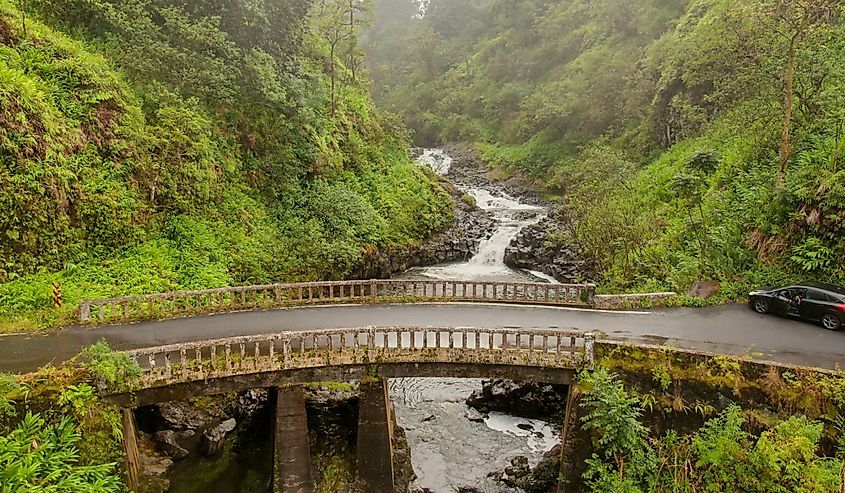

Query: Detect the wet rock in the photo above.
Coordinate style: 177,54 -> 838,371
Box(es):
504,216 -> 597,283
148,401 -> 208,431
467,379 -> 569,421
499,445 -> 563,493
438,145 -> 544,206
232,389 -> 268,419
504,455 -> 530,479
199,418 -> 237,457
152,430 -> 189,460
138,433 -> 173,492
688,280 -> 720,299
393,425 -> 417,493
465,407 -> 487,423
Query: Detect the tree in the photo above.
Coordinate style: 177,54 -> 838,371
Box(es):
345,0 -> 373,82
764,0 -> 839,187
312,0 -> 355,114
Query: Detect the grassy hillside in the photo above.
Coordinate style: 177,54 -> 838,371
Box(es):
365,0 -> 845,297
0,0 -> 452,332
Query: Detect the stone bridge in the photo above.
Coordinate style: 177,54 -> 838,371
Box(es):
80,279 -> 598,323
110,327 -> 595,493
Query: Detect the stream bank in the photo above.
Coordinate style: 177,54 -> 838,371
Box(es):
148,386 -> 414,493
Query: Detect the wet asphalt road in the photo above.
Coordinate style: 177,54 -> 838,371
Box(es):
1,302 -> 844,373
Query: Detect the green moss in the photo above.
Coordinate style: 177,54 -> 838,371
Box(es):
597,342 -> 845,422
305,381 -> 358,392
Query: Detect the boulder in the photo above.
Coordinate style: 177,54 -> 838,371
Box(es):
504,455 -> 530,479
149,401 -> 208,431
152,430 -> 189,460
199,418 -> 237,457
688,280 -> 721,299
503,216 -> 597,284
465,407 -> 487,423
232,389 -> 269,419
467,379 -> 569,420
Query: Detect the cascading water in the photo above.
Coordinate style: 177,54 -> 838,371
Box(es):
406,149 -> 554,282
390,149 -> 562,492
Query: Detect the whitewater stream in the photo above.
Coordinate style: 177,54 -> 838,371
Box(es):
166,149 -> 562,493
389,149 -> 561,493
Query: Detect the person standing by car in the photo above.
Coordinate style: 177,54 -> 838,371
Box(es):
788,291 -> 802,315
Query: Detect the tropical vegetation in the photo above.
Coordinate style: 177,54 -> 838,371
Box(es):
0,0 -> 452,332
364,0 -> 845,296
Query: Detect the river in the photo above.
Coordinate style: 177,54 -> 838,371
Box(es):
167,148 -> 560,493
388,148 -> 561,492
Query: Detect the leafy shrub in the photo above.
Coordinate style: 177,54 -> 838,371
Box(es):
78,340 -> 141,391
0,413 -> 123,492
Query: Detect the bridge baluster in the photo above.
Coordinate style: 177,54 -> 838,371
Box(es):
148,354 -> 156,374
254,342 -> 260,369
556,336 -> 562,361
282,336 -> 291,369
268,338 -> 275,368
585,333 -> 595,365
239,343 -> 245,370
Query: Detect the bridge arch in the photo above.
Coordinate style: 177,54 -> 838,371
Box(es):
111,327 -> 594,493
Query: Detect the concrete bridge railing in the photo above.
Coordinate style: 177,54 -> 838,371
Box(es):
80,280 -> 597,323
121,327 -> 595,392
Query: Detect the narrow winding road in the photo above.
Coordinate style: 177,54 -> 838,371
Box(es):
1,303 -> 843,373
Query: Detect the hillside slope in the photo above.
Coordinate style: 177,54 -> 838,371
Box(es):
0,0 -> 452,330
365,0 -> 845,295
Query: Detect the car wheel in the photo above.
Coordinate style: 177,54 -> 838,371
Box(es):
753,299 -> 770,314
821,314 -> 842,331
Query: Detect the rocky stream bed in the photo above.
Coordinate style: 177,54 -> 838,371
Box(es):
154,146 -> 592,493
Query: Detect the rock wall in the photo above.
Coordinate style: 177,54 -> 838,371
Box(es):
504,216 -> 597,283
352,174 -> 496,280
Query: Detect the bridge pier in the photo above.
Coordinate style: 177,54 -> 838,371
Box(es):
556,385 -> 590,493
356,378 -> 395,492
121,409 -> 141,492
273,386 -> 314,493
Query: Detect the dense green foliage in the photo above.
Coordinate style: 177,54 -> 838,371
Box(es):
578,368 -> 844,492
365,0 -> 845,293
0,342 -> 138,491
0,413 -> 122,492
0,0 -> 452,331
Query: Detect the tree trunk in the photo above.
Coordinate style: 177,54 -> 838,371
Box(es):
349,4 -> 356,82
833,120 -> 842,171
777,30 -> 802,188
330,42 -> 336,116
19,0 -> 26,38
